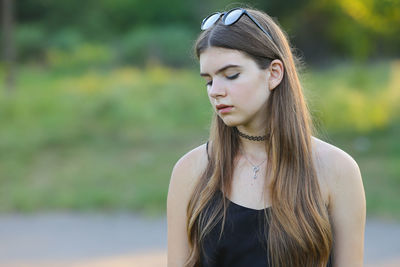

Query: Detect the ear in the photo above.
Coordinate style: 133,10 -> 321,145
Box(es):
267,59 -> 284,91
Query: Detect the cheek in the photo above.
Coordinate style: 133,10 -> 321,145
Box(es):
234,79 -> 269,106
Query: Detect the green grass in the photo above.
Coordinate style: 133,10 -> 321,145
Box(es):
0,60 -> 399,220
0,64 -> 212,217
0,133 -> 206,217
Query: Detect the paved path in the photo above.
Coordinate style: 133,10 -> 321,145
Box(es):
0,213 -> 399,267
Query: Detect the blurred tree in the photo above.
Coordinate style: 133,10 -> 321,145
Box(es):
10,0 -> 400,65
330,0 -> 400,59
2,0 -> 16,91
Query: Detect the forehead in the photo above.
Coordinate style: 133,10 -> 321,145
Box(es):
199,47 -> 252,73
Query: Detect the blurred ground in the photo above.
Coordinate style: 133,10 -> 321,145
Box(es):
0,213 -> 399,267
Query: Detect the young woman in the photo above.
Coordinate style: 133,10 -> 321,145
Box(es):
167,7 -> 366,267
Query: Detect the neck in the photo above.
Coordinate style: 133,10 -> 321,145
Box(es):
235,126 -> 268,161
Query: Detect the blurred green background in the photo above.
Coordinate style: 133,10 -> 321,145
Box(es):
0,0 -> 399,220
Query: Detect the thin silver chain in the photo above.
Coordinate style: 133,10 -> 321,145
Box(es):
240,148 -> 267,179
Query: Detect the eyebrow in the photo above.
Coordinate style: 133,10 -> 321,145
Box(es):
200,64 -> 241,77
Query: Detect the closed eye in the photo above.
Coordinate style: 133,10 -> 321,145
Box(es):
227,73 -> 240,80
205,73 -> 240,87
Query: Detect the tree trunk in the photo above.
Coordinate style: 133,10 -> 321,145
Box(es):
2,0 -> 16,92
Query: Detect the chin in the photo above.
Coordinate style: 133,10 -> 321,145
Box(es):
220,117 -> 242,128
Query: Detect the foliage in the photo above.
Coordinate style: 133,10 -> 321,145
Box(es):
15,24 -> 47,61
115,25 -> 197,67
46,43 -> 112,71
6,0 -> 399,65
304,60 -> 400,132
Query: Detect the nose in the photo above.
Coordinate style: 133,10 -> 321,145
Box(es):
208,78 -> 227,99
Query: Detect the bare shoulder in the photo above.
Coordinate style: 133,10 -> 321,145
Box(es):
311,136 -> 361,178
170,142 -> 209,188
311,136 -> 364,208
167,141 -> 209,209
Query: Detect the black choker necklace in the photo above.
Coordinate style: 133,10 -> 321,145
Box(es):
234,127 -> 268,141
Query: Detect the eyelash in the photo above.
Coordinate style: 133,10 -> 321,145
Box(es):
206,73 -> 240,87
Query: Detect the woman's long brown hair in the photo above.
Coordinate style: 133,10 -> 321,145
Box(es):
185,7 -> 333,267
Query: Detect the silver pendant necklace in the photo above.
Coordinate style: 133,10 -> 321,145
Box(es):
240,149 -> 267,179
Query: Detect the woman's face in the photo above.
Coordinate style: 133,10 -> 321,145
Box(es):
200,47 -> 271,129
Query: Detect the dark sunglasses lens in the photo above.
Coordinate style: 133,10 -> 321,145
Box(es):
224,9 -> 243,25
201,13 -> 221,30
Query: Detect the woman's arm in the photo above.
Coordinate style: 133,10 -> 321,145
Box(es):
329,149 -> 366,267
167,143 -> 208,267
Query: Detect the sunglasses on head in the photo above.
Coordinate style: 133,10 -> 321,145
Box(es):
200,8 -> 273,42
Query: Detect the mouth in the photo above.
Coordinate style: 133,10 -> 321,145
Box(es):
216,105 -> 234,113
216,104 -> 233,110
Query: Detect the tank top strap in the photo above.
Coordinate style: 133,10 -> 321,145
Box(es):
206,140 -> 210,161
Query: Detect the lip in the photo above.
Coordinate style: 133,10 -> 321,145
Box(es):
216,104 -> 234,114
216,104 -> 233,109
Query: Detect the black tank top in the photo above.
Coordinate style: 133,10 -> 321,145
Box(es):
200,141 -> 333,267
